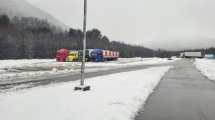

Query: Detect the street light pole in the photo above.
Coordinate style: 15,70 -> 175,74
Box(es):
75,0 -> 90,91
81,0 -> 87,86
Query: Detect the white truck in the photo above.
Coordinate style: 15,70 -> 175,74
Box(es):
180,52 -> 202,58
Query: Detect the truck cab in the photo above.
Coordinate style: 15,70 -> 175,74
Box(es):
66,51 -> 79,62
56,48 -> 69,62
91,49 -> 104,62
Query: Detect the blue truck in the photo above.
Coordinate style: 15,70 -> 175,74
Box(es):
90,49 -> 119,62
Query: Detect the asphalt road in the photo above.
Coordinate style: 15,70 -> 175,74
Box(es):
135,59 -> 215,120
0,62 -> 172,92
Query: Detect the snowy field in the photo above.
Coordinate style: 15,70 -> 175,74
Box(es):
0,66 -> 171,120
195,58 -> 215,81
0,58 -> 177,83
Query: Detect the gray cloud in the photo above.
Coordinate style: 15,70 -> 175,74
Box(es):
26,0 -> 215,50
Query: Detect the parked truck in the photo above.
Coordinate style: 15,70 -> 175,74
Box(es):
91,49 -> 119,62
56,48 -> 119,62
56,48 -> 69,62
66,50 -> 79,62
78,49 -> 94,62
204,54 -> 214,59
180,52 -> 203,58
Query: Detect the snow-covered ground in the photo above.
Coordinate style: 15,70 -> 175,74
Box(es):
194,58 -> 215,81
0,66 -> 171,120
0,58 -> 177,82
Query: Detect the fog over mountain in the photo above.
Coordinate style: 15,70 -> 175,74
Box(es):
4,0 -> 215,50
0,0 -> 67,29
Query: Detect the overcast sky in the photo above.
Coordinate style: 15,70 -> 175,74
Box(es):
26,0 -> 215,50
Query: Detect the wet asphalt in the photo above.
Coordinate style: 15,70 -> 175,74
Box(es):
135,59 -> 215,120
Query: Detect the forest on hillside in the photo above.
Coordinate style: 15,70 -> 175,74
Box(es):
0,14 -> 178,59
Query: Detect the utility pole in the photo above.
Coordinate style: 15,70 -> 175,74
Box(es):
74,0 -> 90,91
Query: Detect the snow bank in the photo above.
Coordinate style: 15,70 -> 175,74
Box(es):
194,59 -> 215,81
0,59 -> 79,70
0,66 -> 171,120
0,58 -> 175,69
0,58 -> 176,82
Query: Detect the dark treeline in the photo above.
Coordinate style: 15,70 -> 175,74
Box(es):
0,14 -> 178,59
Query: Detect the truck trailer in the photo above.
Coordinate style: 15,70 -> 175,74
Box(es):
91,49 -> 119,62
180,52 -> 202,58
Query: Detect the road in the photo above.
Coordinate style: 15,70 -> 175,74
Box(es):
135,59 -> 215,120
0,62 -> 172,92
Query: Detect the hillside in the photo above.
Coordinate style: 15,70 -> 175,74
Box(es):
0,0 -> 67,29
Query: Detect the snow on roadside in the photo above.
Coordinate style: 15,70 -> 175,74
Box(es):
0,66 -> 171,120
0,69 -> 75,81
0,57 -> 173,69
0,58 -> 176,82
0,59 -> 55,69
194,59 -> 215,81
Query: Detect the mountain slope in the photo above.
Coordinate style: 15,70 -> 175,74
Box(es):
0,0 -> 67,29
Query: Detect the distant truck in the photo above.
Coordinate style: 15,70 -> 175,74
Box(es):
91,49 -> 119,62
180,52 -> 203,58
204,54 -> 214,59
78,49 -> 94,62
56,48 -> 69,62
66,50 -> 79,62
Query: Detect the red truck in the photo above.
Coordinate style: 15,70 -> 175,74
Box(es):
56,48 -> 69,62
